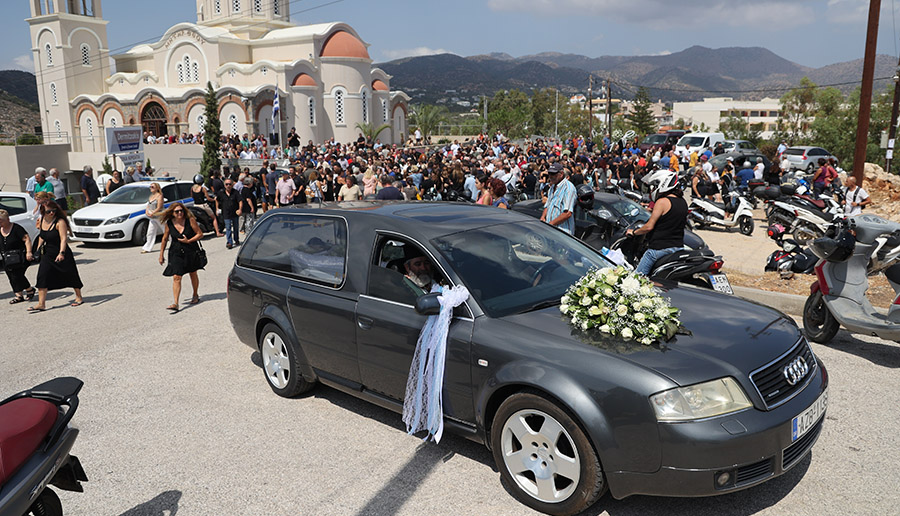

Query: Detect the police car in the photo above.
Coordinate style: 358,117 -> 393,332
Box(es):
70,181 -> 194,245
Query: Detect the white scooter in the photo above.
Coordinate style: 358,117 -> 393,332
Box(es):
804,214 -> 900,343
688,182 -> 755,236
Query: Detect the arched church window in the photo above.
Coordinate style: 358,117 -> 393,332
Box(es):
333,88 -> 345,125
382,99 -> 388,124
86,117 -> 94,139
81,44 -> 91,66
232,0 -> 241,14
215,0 -> 221,14
45,44 -> 53,67
198,113 -> 207,132
261,66 -> 267,76
54,120 -> 61,137
309,97 -> 316,126
192,62 -> 199,83
361,89 -> 369,124
229,113 -> 238,135
273,0 -> 280,15
176,63 -> 184,84
50,83 -> 57,105
254,0 -> 262,13
110,117 -> 117,128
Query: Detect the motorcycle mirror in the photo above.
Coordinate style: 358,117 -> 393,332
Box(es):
590,208 -> 615,223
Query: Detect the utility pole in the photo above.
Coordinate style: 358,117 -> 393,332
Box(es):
886,63 -> 900,174
555,88 -> 559,141
588,75 -> 593,140
482,95 -> 488,135
853,0 -> 881,184
606,79 -> 612,141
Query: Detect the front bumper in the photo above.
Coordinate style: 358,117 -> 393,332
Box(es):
70,222 -> 131,242
606,362 -> 828,499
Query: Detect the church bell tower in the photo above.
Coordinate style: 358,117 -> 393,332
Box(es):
27,0 -> 109,147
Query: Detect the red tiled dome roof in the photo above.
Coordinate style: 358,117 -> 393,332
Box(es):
320,31 -> 370,59
292,73 -> 316,87
372,79 -> 388,91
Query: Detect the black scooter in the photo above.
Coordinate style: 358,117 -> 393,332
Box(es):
0,378 -> 88,516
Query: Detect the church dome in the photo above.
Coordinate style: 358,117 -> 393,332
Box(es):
371,79 -> 388,91
320,30 -> 369,59
292,73 -> 317,87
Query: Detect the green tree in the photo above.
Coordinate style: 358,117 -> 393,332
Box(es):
627,87 -> 657,136
530,87 -> 558,137
16,133 -> 41,145
777,77 -> 818,145
719,117 -> 764,146
556,102 -> 592,139
354,121 -> 392,145
101,154 -> 113,174
486,89 -> 532,138
409,104 -> 449,140
200,82 -> 222,179
673,118 -> 688,130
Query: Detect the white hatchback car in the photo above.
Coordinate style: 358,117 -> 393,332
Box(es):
0,191 -> 39,242
70,181 -> 195,245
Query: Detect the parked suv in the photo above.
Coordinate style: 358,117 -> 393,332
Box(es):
782,146 -> 838,172
639,130 -> 687,152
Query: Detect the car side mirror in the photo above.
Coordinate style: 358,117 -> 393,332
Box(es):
414,292 -> 441,316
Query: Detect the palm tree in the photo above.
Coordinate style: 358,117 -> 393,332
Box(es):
409,104 -> 449,140
355,121 -> 392,145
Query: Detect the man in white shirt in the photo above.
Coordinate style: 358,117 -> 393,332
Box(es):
414,128 -> 422,143
780,156 -> 792,174
843,176 -> 870,216
753,158 -> 765,180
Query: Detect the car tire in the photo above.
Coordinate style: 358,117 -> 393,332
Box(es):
491,392 -> 606,516
258,323 -> 315,397
803,291 -> 840,343
738,215 -> 754,236
807,163 -> 817,173
131,219 -> 148,246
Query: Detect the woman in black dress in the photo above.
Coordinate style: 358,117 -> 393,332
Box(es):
158,202 -> 203,312
29,201 -> 84,311
0,209 -> 35,303
105,170 -> 124,195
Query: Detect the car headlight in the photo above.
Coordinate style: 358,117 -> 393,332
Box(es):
104,215 -> 129,225
650,377 -> 752,422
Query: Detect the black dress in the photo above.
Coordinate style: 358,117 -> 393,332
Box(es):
163,219 -> 202,277
1,223 -> 32,292
36,218 -> 83,290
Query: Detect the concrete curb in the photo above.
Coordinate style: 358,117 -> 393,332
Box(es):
732,285 -> 807,316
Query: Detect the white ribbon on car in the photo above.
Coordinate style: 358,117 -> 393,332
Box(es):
402,284 -> 470,443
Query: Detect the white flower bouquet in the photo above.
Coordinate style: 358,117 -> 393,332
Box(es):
560,266 -> 681,345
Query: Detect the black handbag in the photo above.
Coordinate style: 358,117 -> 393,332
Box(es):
2,250 -> 26,267
191,241 -> 208,270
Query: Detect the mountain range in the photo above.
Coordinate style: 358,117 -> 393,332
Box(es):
377,45 -> 899,107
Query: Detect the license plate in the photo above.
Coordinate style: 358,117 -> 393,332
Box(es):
710,274 -> 733,295
792,389 -> 827,442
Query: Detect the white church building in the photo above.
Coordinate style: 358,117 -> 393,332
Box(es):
27,0 -> 410,153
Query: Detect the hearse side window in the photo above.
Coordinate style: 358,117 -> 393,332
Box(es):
238,214 -> 347,287
367,236 -> 453,307
0,196 -> 27,216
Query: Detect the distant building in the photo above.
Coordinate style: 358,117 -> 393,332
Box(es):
27,0 -> 409,151
672,97 -> 781,138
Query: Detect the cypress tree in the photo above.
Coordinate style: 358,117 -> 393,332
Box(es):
200,82 -> 222,179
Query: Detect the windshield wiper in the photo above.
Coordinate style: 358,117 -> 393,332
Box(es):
521,299 -> 561,314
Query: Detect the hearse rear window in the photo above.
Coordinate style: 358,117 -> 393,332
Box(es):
237,214 -> 347,287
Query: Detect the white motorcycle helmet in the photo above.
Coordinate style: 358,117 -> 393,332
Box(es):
642,169 -> 679,201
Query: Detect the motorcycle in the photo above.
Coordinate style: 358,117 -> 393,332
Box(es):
688,180 -> 755,236
0,377 -> 88,516
188,205 -> 224,235
764,183 -> 843,244
764,224 -> 818,276
803,214 -> 900,343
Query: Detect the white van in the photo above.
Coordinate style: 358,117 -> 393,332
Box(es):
674,132 -> 725,156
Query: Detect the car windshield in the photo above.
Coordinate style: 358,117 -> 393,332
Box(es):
678,136 -> 706,147
607,198 -> 649,224
432,221 -> 612,318
101,186 -> 151,204
642,134 -> 667,145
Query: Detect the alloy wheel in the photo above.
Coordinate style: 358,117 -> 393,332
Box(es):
261,331 -> 290,389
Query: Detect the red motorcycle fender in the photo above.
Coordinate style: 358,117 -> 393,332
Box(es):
810,280 -> 820,295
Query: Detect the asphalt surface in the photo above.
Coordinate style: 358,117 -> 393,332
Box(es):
2,233 -> 899,516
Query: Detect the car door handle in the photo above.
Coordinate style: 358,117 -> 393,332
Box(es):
357,316 -> 374,330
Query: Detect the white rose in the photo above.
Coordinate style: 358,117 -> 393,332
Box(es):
616,305 -> 628,316
588,305 -> 603,316
621,327 -> 634,340
581,296 -> 592,306
599,324 -> 611,333
640,298 -> 653,308
632,301 -> 642,311
560,304 -> 569,313
581,321 -> 589,330
655,307 -> 669,318
641,337 -> 652,345
649,323 -> 660,334
635,313 -> 645,322
640,285 -> 653,296
603,288 -> 614,297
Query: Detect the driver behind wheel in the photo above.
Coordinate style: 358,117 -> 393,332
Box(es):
403,247 -> 435,297
626,169 -> 687,276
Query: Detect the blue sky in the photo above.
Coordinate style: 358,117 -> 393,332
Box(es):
1,0 -> 897,72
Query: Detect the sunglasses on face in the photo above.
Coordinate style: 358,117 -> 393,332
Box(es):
173,210 -> 184,214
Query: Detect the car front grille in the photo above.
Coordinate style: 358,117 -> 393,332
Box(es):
783,419 -> 823,470
73,232 -> 99,239
74,218 -> 103,227
735,458 -> 774,486
750,338 -> 816,409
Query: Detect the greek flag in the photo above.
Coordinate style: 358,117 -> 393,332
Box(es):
272,91 -> 280,131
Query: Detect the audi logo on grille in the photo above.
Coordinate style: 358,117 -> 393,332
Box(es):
783,357 -> 809,386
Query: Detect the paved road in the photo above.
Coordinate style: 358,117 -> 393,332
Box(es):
2,236 -> 898,516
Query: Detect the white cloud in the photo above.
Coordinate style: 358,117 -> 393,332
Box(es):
487,0 -> 816,29
381,47 -> 456,60
12,54 -> 33,71
825,0 -> 870,25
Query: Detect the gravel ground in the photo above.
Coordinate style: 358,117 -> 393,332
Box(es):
2,233 -> 899,516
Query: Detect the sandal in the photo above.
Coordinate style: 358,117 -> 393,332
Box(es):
70,300 -> 84,307
24,288 -> 36,301
190,296 -> 200,305
166,304 -> 179,312
27,306 -> 46,312
9,296 -> 25,304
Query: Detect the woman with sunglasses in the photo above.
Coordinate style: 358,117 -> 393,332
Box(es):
28,200 -> 84,311
141,182 -> 164,254
158,202 -> 203,312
